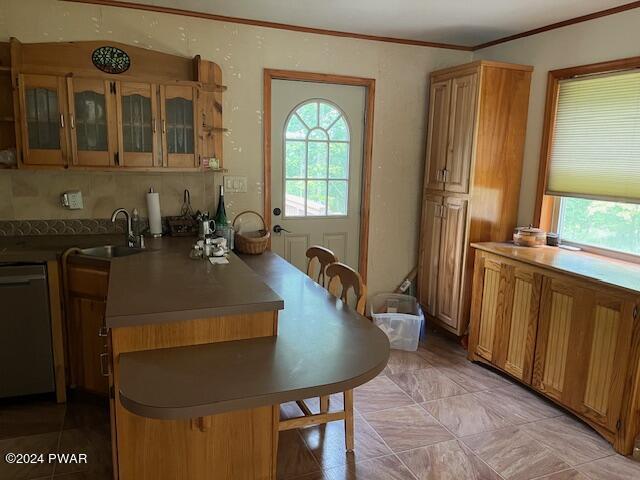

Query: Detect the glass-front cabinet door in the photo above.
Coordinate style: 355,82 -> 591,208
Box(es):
115,82 -> 158,167
160,84 -> 198,168
19,74 -> 68,166
66,78 -> 116,167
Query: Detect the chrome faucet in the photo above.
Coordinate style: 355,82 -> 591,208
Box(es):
111,208 -> 136,248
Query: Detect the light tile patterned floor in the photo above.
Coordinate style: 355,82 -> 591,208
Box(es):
2,329 -> 639,480
278,329 -> 640,480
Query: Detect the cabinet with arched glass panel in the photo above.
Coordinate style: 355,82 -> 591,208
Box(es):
115,81 -> 159,168
18,74 -> 69,166
66,77 -> 117,167
160,84 -> 198,168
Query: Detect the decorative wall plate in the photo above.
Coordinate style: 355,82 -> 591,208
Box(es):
91,46 -> 131,74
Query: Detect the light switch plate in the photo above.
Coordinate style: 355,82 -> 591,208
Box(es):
61,191 -> 84,210
223,176 -> 247,193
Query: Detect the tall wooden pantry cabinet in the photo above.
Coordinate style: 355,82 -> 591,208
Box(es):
417,60 -> 533,336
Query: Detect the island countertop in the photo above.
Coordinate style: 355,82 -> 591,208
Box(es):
118,251 -> 390,420
105,237 -> 284,328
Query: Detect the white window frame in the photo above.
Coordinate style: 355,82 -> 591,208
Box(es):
282,98 -> 351,219
551,196 -> 640,264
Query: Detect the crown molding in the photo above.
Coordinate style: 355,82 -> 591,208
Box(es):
61,0 -> 640,52
61,0 -> 473,51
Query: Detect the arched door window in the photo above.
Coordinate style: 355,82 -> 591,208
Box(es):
284,100 -> 350,217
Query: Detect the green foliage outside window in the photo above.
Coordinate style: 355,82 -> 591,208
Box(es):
559,197 -> 640,256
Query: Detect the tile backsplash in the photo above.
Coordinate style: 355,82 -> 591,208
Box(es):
0,170 -> 220,221
0,218 -> 128,236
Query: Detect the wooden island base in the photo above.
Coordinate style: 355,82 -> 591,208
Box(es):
108,311 -> 280,480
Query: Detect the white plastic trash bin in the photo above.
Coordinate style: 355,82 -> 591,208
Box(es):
370,293 -> 424,351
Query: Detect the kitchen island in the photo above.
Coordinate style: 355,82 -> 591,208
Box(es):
104,238 -> 389,480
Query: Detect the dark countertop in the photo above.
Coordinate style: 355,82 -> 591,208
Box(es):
0,234 -> 284,327
472,242 -> 640,295
118,251 -> 390,420
105,237 -> 284,327
0,234 -> 125,263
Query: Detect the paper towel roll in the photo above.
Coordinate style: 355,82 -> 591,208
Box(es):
146,189 -> 162,237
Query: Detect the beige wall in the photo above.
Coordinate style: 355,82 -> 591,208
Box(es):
0,170 -> 217,220
0,0 -> 471,295
473,9 -> 640,225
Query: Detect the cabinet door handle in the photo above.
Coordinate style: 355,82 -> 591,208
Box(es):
442,205 -> 448,219
69,114 -> 75,129
162,119 -> 166,135
152,117 -> 157,133
100,352 -> 110,377
442,169 -> 448,183
59,114 -> 65,128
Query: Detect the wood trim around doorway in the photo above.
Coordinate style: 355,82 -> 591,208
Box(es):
263,69 -> 375,283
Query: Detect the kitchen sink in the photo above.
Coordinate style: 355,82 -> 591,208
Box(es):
79,245 -> 145,259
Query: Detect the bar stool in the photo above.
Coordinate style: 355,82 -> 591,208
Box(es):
278,260 -> 366,452
305,245 -> 338,288
290,246 -> 338,423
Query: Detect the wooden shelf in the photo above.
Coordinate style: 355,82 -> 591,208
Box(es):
0,117 -> 14,122
0,66 -> 10,72
202,125 -> 228,133
201,84 -> 227,93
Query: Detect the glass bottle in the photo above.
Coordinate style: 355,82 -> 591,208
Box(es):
214,185 -> 228,226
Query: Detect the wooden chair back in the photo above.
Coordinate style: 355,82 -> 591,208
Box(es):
326,262 -> 367,315
306,246 -> 338,287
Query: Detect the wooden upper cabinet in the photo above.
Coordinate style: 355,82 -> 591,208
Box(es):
424,80 -> 451,191
444,73 -> 477,193
160,84 -> 198,168
471,253 -> 541,383
533,277 -> 635,432
66,78 -> 116,167
115,81 -> 159,168
435,196 -> 467,329
417,193 -> 443,316
18,74 -> 69,166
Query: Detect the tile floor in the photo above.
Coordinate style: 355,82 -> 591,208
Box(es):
276,330 -> 640,480
0,391 -> 111,480
2,329 -> 639,480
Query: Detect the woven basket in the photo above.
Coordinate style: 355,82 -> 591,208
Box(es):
233,210 -> 270,255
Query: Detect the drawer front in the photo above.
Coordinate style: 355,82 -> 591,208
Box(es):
67,264 -> 109,299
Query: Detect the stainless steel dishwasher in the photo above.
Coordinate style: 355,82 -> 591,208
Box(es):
0,264 -> 55,398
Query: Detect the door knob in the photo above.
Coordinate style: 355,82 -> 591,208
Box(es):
273,225 -> 291,234
273,207 -> 281,216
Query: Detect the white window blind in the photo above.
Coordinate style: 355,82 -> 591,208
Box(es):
547,70 -> 640,203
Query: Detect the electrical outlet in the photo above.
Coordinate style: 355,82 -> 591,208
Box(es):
60,191 -> 84,210
223,176 -> 247,193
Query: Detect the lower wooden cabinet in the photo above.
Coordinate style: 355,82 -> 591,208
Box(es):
472,254 -> 541,383
66,260 -> 110,395
533,277 -> 635,433
469,248 -> 640,455
417,195 -> 467,330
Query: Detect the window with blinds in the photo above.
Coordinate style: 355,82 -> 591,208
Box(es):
547,69 -> 640,203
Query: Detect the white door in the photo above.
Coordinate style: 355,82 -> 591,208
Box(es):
270,80 -> 365,273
